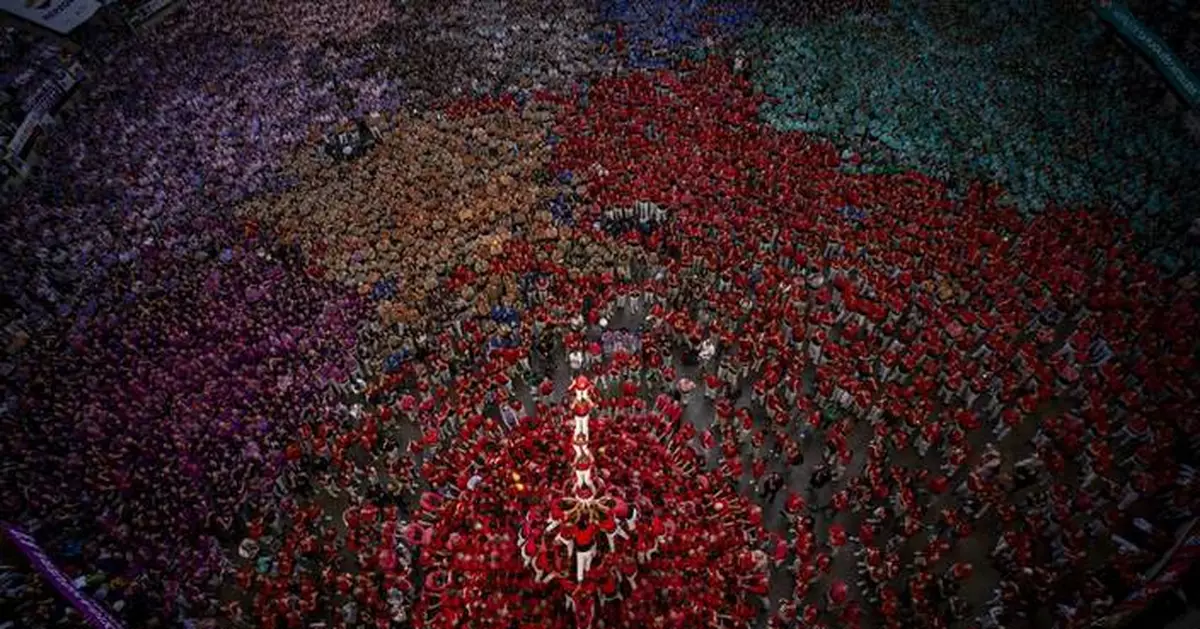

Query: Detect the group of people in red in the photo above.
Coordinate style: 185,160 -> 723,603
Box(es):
220,59 -> 1200,629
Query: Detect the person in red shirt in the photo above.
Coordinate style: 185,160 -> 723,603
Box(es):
916,420 -> 941,458
828,522 -> 848,557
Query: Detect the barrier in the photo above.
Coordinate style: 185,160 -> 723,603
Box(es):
1097,519 -> 1200,627
0,522 -> 126,629
1094,0 -> 1200,108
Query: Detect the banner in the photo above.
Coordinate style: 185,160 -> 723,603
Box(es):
119,0 -> 179,29
20,61 -> 84,117
1094,0 -> 1200,109
0,522 -> 126,629
7,112 -> 44,158
2,60 -> 82,180
0,0 -> 103,35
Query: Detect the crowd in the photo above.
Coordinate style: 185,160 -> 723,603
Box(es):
1,1 -> 1198,629
235,97 -> 558,333
3,226 -> 364,623
594,0 -> 756,69
538,61 -> 1200,628
2,1 -> 400,625
751,0 -> 1200,274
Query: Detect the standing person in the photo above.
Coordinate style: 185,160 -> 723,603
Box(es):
809,464 -> 832,502
760,471 -> 784,505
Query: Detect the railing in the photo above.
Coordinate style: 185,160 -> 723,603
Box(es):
0,522 -> 126,629
1094,0 -> 1200,109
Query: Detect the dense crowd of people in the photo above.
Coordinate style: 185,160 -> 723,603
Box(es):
755,0 -> 1200,230
1,1 -> 1198,629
